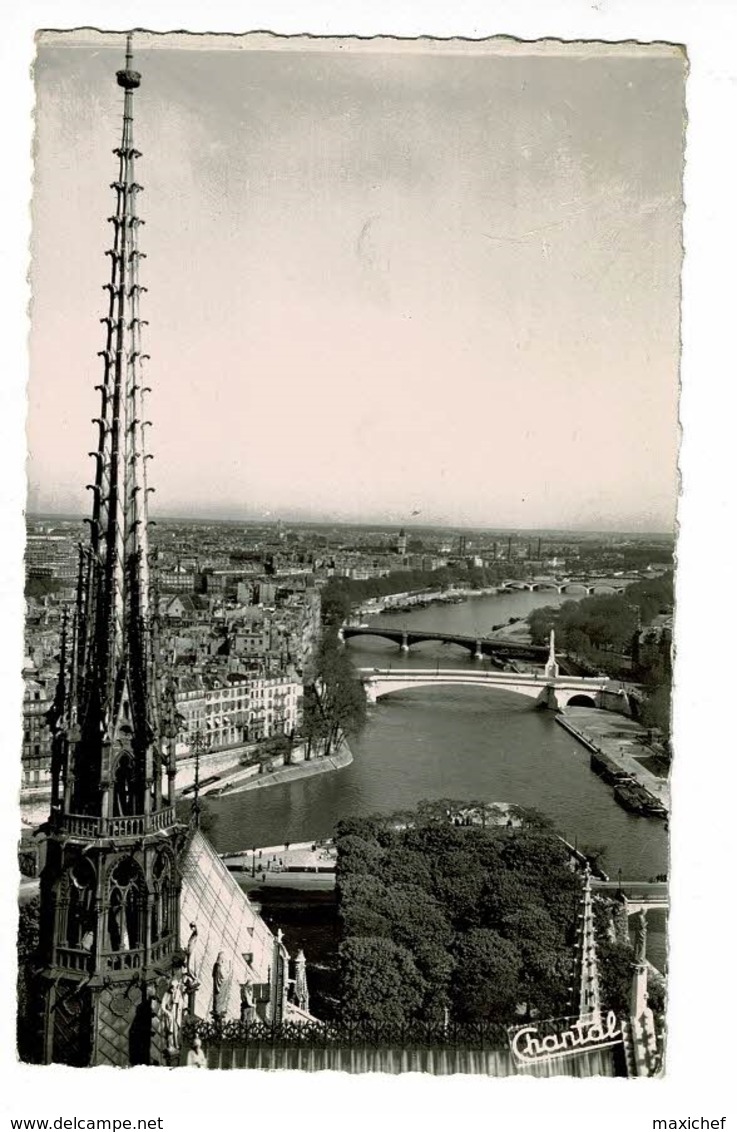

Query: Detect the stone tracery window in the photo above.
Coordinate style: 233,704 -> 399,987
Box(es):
65,859 -> 96,951
151,851 -> 172,943
113,752 -> 135,816
107,857 -> 144,952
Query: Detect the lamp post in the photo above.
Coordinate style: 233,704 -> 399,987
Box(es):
191,730 -> 204,829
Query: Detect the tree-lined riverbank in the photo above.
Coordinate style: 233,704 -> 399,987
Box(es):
213,742 -> 353,798
207,587 -> 666,878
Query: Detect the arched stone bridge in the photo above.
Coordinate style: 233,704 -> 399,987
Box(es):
499,578 -> 639,595
359,668 -> 612,711
342,626 -> 551,661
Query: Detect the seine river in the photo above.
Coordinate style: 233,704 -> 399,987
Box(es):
210,589 -> 668,888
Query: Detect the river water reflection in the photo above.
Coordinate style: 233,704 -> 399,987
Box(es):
211,590 -> 668,886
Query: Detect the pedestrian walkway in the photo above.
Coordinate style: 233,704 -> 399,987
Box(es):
221,840 -> 338,887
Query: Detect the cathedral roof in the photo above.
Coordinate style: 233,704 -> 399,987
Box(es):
179,829 -> 280,1021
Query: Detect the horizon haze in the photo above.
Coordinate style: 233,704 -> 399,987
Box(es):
28,33 -> 684,534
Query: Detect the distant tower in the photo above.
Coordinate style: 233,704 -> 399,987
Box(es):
458,534 -> 468,557
545,629 -> 560,679
396,527 -> 407,556
38,35 -> 185,1067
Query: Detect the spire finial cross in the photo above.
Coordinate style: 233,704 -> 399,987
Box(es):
117,31 -> 141,90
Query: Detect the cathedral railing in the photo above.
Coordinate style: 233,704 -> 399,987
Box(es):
57,814 -> 102,838
53,807 -> 177,840
149,937 -> 175,965
54,945 -> 94,974
54,941 -> 174,974
184,1018 -> 511,1050
101,947 -> 146,973
147,807 -> 177,833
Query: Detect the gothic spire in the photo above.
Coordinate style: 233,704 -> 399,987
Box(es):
36,35 -> 185,1071
50,33 -> 171,825
569,868 -> 603,1025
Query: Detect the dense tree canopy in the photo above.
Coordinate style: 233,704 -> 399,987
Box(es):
528,575 -> 672,653
300,612 -> 368,756
451,929 -> 523,1021
338,936 -> 426,1025
334,803 -> 585,1026
311,636 -> 367,755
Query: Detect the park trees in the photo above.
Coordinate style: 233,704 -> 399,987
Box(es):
313,635 -> 367,755
335,835 -> 386,880
334,801 -> 591,1026
527,575 -> 673,664
320,582 -> 352,629
300,683 -> 330,756
338,937 -> 426,1025
451,929 -> 523,1021
301,631 -> 367,757
337,876 -> 453,1022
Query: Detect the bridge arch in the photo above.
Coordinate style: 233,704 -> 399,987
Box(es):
361,670 -> 610,713
365,676 -> 548,707
342,628 -> 489,657
342,628 -> 401,646
565,693 -> 598,708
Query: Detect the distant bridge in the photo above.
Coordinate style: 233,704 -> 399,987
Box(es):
359,668 -> 613,711
499,577 -> 641,595
342,626 -> 552,661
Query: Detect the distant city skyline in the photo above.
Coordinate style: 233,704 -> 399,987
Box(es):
28,33 -> 684,533
25,507 -> 675,539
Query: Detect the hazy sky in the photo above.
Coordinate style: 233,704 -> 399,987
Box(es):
28,33 -> 684,531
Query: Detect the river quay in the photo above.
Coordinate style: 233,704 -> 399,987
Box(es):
557,708 -> 670,817
354,585 -> 501,618
222,839 -> 338,891
19,741 -> 353,829
207,744 -> 353,799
